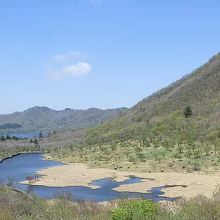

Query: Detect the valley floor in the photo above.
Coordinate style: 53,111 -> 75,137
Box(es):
21,161 -> 220,200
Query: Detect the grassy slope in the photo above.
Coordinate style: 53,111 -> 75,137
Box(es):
1,186 -> 220,220
50,53 -> 220,172
87,53 -> 220,144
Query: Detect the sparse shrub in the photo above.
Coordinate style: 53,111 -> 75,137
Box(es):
176,145 -> 183,154
172,152 -> 182,159
185,150 -> 192,158
204,144 -> 211,156
191,161 -> 201,171
193,150 -> 201,159
128,155 -> 137,164
137,152 -> 146,162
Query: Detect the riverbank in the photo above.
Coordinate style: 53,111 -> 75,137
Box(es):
0,151 -> 42,163
20,162 -> 220,200
0,153 -> 22,163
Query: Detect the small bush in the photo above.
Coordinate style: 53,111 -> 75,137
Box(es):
112,200 -> 159,220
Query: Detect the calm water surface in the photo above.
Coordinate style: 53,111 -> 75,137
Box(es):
0,131 -> 48,139
0,153 -> 175,202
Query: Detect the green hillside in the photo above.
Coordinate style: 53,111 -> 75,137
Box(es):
86,53 -> 220,144
51,53 -> 220,173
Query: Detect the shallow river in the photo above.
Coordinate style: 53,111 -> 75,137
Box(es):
0,153 -> 175,202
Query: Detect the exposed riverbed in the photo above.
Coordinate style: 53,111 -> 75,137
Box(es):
0,153 -> 175,202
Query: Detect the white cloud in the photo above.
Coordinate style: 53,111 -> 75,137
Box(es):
63,63 -> 92,76
54,51 -> 83,62
48,51 -> 92,80
51,62 -> 92,79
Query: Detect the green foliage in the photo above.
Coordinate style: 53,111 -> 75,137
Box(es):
83,54 -> 220,157
33,138 -> 39,146
48,112 -> 220,173
112,208 -> 130,220
0,134 -> 23,142
112,200 -> 159,220
183,106 -> 193,118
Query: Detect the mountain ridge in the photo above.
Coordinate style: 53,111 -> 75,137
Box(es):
0,106 -> 128,132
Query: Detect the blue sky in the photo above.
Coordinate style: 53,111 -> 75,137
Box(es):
0,0 -> 219,113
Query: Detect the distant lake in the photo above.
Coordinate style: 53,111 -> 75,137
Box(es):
0,132 -> 47,139
0,153 -> 175,202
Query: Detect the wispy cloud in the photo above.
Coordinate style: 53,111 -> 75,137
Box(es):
54,51 -> 83,62
48,51 -> 92,80
52,62 -> 92,79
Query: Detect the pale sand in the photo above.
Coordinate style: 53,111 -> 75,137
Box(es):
21,163 -> 132,189
20,163 -> 220,199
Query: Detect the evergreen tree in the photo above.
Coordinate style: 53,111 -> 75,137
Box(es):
0,136 -> 6,141
38,132 -> 43,138
34,138 -> 39,146
184,105 -> 193,118
6,134 -> 11,140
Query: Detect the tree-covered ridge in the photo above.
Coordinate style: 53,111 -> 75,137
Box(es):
0,123 -> 22,129
0,107 -> 127,132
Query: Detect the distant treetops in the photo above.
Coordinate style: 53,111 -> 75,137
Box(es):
0,134 -> 23,141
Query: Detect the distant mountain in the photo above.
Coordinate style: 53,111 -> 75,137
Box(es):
0,106 -> 128,132
86,53 -> 220,144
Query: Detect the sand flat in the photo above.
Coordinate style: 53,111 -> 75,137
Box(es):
21,163 -> 132,188
21,163 -> 220,199
114,172 -> 220,199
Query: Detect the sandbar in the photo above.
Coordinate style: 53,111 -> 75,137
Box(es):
20,163 -> 220,199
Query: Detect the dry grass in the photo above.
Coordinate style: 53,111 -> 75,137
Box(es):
1,185 -> 220,220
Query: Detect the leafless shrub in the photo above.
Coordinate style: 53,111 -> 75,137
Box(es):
7,177 -> 14,188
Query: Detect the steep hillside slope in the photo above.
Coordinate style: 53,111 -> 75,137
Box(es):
133,53 -> 220,124
86,53 -> 220,144
0,106 -> 127,132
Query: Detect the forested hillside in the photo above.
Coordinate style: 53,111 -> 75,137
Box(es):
0,107 -> 127,132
